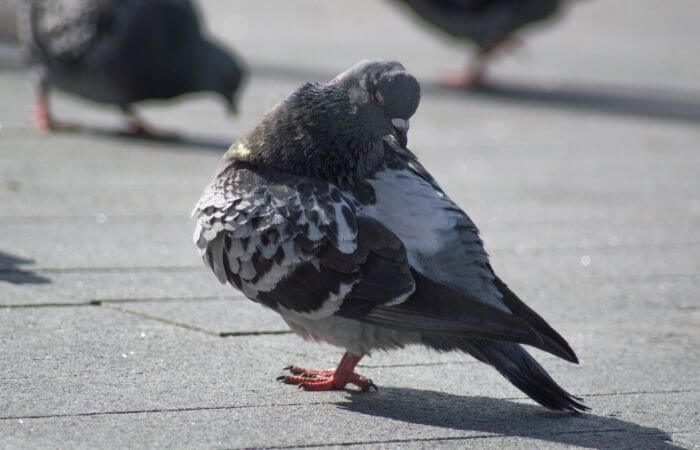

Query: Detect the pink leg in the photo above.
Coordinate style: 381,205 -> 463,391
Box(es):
439,37 -> 522,89
438,58 -> 487,89
33,79 -> 77,131
278,352 -> 377,392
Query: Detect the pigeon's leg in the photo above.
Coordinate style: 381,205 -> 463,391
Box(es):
278,352 -> 377,392
439,37 -> 522,89
33,75 -> 77,131
120,106 -> 179,139
439,51 -> 488,89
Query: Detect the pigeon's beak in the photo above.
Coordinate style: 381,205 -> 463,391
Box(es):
391,118 -> 409,148
227,98 -> 239,116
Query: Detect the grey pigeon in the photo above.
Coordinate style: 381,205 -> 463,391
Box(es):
193,60 -> 587,412
18,0 -> 245,134
393,0 -> 564,87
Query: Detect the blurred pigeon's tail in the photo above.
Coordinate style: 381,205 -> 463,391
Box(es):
422,335 -> 588,412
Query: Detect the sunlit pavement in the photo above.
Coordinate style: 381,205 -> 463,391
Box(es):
1,1 -> 699,448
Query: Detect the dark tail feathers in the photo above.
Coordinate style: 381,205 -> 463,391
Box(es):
423,335 -> 589,412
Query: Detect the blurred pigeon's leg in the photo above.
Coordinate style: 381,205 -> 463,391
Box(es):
278,352 -> 377,392
438,53 -> 488,89
33,75 -> 77,131
439,37 -> 522,89
121,106 -> 179,139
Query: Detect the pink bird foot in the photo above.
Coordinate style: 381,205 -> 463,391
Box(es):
277,352 -> 377,392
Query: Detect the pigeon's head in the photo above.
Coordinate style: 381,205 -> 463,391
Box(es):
195,40 -> 247,114
327,59 -> 420,148
232,60 -> 420,185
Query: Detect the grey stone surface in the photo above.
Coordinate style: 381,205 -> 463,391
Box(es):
0,392 -> 694,449
1,0 -> 699,448
0,268 -> 233,305
110,298 -> 289,335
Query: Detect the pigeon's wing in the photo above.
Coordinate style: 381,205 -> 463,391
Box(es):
359,139 -> 578,362
193,160 -> 371,319
193,161 -> 547,347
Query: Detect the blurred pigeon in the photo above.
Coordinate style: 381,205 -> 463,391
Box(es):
18,0 -> 245,134
193,60 -> 587,412
393,0 -> 565,87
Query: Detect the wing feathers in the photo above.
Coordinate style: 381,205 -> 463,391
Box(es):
343,270 -> 542,346
490,271 -> 579,363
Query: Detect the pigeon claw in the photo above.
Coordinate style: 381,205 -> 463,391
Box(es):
278,367 -> 377,392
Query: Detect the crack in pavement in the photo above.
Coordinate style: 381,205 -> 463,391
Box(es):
255,428 -> 680,450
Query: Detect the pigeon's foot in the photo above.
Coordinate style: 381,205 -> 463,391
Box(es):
123,118 -> 180,140
277,352 -> 377,392
33,104 -> 77,132
438,66 -> 486,90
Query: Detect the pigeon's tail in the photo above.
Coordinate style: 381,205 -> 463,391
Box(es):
422,335 -> 589,412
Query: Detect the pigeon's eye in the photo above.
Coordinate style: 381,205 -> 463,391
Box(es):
371,88 -> 382,105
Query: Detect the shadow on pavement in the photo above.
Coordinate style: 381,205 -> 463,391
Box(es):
0,251 -> 51,285
71,126 -> 235,152
425,80 -> 700,125
338,387 -> 681,449
253,62 -> 700,125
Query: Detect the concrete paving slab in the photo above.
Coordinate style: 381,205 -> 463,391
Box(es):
1,0 -> 699,447
1,391 -> 694,449
2,215 -> 698,276
0,306 -> 338,418
0,267 -> 232,306
108,298 -> 289,336
236,321 -> 699,396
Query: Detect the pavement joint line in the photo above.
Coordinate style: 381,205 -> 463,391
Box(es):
99,302 -> 290,338
101,302 -> 220,336
498,388 -> 698,402
219,330 -> 292,337
4,265 -> 700,285
0,401 -> 331,422
0,389 -> 696,423
234,428 -> 678,450
0,213 -> 188,225
0,295 -> 245,309
493,240 -> 700,257
3,242 -> 700,274
1,213 -> 698,228
358,361 -> 474,368
0,265 -> 203,275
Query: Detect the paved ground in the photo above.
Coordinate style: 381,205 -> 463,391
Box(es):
1,1 -> 700,448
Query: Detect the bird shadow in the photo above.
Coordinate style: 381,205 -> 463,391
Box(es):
0,251 -> 51,285
337,387 -> 682,449
423,79 -> 700,124
60,124 -> 234,152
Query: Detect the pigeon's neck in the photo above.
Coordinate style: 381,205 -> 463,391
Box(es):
229,83 -> 384,187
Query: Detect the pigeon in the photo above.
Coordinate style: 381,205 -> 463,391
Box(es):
18,0 -> 245,134
392,0 -> 564,87
193,59 -> 587,412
